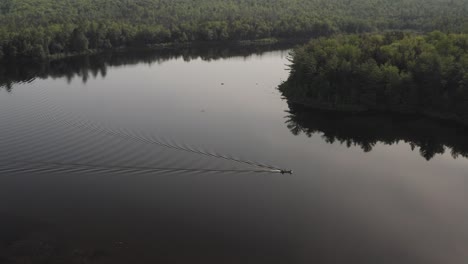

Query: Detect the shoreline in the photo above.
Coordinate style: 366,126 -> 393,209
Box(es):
1,38 -> 304,63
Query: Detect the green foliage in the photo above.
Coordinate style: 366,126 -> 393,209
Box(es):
281,32 -> 468,124
70,28 -> 89,52
0,0 -> 467,60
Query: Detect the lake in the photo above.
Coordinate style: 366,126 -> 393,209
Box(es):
1,46 -> 468,264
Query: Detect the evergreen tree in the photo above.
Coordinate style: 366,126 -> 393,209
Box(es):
70,28 -> 89,52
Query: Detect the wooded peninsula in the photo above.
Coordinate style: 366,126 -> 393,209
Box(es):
0,0 -> 467,60
279,32 -> 468,124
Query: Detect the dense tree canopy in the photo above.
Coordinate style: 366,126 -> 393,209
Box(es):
0,0 -> 467,60
280,32 -> 468,125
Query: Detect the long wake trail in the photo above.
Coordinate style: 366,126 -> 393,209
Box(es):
6,94 -> 287,173
0,159 -> 277,175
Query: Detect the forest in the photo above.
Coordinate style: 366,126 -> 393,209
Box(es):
279,31 -> 468,125
0,0 -> 467,60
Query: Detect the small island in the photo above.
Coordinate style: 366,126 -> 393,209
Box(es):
280,31 -> 468,125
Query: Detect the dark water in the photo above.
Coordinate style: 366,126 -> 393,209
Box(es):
1,46 -> 468,264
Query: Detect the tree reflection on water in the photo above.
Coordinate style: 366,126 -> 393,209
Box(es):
284,102 -> 468,160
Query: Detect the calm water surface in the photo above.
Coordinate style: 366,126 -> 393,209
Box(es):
1,47 -> 468,264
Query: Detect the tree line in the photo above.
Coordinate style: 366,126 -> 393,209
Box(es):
0,0 -> 467,60
280,31 -> 468,125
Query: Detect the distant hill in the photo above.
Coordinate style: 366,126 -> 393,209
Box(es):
0,0 -> 467,60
